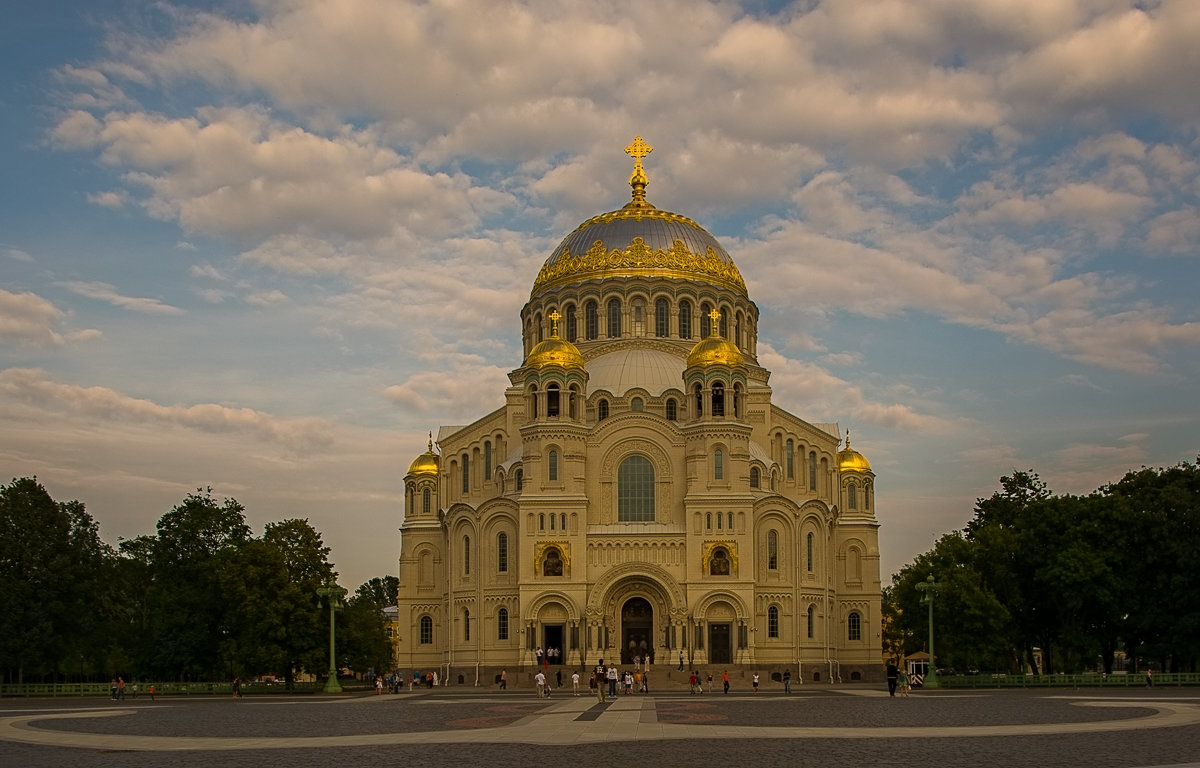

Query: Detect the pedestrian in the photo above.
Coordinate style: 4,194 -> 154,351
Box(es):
607,664 -> 618,697
898,669 -> 910,697
132,682 -> 139,699
110,678 -> 117,700
752,672 -> 760,694
375,676 -> 383,695
232,676 -> 241,698
641,670 -> 649,693
624,670 -> 633,694
1146,669 -> 1154,687
536,646 -> 544,666
118,676 -> 126,700
783,669 -> 792,693
886,662 -> 898,696
634,670 -> 642,693
500,669 -> 508,690
678,651 -> 684,670
594,660 -> 607,702
148,684 -> 155,701
722,670 -> 730,694
689,671 -> 697,694
572,670 -> 580,696
706,672 -> 713,693
534,670 -> 547,698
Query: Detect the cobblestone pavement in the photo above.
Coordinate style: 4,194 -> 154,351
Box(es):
2,688 -> 1199,768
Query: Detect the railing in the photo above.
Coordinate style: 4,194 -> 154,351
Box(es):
0,680 -> 366,698
936,672 -> 1200,688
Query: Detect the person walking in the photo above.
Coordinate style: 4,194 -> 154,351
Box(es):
607,664 -> 618,697
722,670 -> 730,694
534,670 -> 547,698
752,672 -> 760,694
500,669 -> 508,690
706,672 -> 714,693
783,669 -> 792,693
594,660 -> 607,703
886,662 -> 899,697
689,670 -> 697,694
897,669 -> 910,697
678,651 -> 684,671
572,670 -> 580,696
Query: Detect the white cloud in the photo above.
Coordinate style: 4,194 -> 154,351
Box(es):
59,281 -> 184,315
0,289 -> 99,346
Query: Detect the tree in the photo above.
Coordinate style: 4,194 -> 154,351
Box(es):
261,519 -> 336,687
355,576 -> 399,610
0,478 -> 114,683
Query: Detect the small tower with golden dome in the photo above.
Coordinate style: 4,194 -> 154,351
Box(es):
837,429 -> 875,517
404,433 -> 440,520
518,309 -> 588,425
684,309 -> 747,422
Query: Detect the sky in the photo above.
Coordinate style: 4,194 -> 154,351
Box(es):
2,0 -> 1198,592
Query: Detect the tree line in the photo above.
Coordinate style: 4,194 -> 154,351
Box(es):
886,459 -> 1200,675
0,477 -> 397,686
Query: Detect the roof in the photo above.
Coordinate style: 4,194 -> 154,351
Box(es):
586,348 -> 685,397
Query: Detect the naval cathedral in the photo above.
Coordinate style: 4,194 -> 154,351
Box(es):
395,138 -> 882,685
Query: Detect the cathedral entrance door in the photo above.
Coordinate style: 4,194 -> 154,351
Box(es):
709,623 -> 732,664
621,597 -> 653,666
543,625 -> 564,665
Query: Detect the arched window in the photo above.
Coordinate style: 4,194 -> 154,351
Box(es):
706,512 -> 712,529
700,302 -> 712,337
807,605 -> 815,639
631,397 -> 643,412
655,298 -> 669,337
539,513 -> 545,530
497,532 -> 508,573
679,300 -> 692,339
547,384 -> 560,418
549,512 -> 556,530
786,439 -> 795,479
806,532 -> 814,571
585,300 -> 599,340
727,511 -> 733,530
848,482 -> 857,509
463,536 -> 470,575
768,605 -> 780,638
750,467 -> 760,489
569,385 -> 579,420
543,547 -> 563,576
497,607 -> 509,640
548,449 -> 558,481
865,483 -> 871,509
714,449 -> 724,480
809,451 -> 818,488
515,469 -> 523,491
598,399 -> 609,421
463,607 -> 471,641
461,454 -> 470,493
694,384 -> 703,416
484,441 -> 492,480
666,398 -> 677,421
607,298 -> 621,338
618,455 -> 655,522
712,382 -> 725,417
422,487 -> 430,515
632,298 -> 646,336
535,312 -> 543,343
848,611 -> 861,641
767,529 -> 778,569
420,615 -> 433,644
719,307 -> 728,338
560,512 -> 567,531
716,510 -> 723,529
565,304 -> 577,342
709,547 -> 731,575
529,385 -> 538,419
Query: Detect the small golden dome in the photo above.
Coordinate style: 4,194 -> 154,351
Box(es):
525,309 -> 585,370
526,337 -> 585,370
838,430 -> 872,472
686,309 -> 745,368
407,435 -> 440,477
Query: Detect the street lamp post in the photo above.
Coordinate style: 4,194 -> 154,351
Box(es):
916,574 -> 940,689
316,582 -> 347,693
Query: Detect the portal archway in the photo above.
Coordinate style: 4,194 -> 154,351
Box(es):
621,597 -> 653,665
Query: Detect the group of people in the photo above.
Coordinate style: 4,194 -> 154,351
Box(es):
885,662 -> 911,697
533,646 -> 562,666
686,669 -> 737,694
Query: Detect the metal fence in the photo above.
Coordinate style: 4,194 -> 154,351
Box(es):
0,680 -> 367,698
936,672 -> 1200,688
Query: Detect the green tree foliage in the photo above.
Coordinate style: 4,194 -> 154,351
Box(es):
261,519 -> 336,687
339,578 -> 397,677
894,462 -> 1200,674
0,478 -> 115,683
355,575 -> 399,609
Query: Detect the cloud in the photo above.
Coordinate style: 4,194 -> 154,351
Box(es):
59,281 -> 183,315
0,368 -> 334,454
383,365 -> 511,422
0,289 -> 99,346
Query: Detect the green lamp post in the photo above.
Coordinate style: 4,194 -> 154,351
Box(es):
916,574 -> 940,689
317,582 -> 347,693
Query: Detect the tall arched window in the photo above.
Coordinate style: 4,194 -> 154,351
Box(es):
700,302 -> 712,337
420,615 -> 433,644
585,300 -> 599,340
694,384 -> 703,416
463,536 -> 470,575
768,605 -> 779,638
848,482 -> 858,509
767,529 -> 778,570
484,441 -> 492,480
515,469 -> 523,491
655,298 -> 669,337
712,382 -> 725,417
598,399 -> 609,421
807,605 -> 815,639
461,454 -> 470,493
535,312 -> 543,342
565,303 -> 577,342
679,300 -> 692,339
607,298 -> 621,338
848,611 -> 861,641
422,487 -> 430,515
714,449 -> 724,480
806,532 -> 814,571
750,467 -> 760,488
547,384 -> 560,418
631,298 -> 646,336
719,307 -> 728,338
497,607 -> 509,640
706,512 -> 712,529
631,397 -> 643,411
786,439 -> 795,479
463,607 -> 471,641
618,455 -> 655,522
809,451 -> 818,488
666,398 -> 677,421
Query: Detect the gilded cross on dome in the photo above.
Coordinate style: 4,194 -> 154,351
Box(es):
549,309 -> 561,337
708,308 -> 722,336
625,135 -> 653,204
